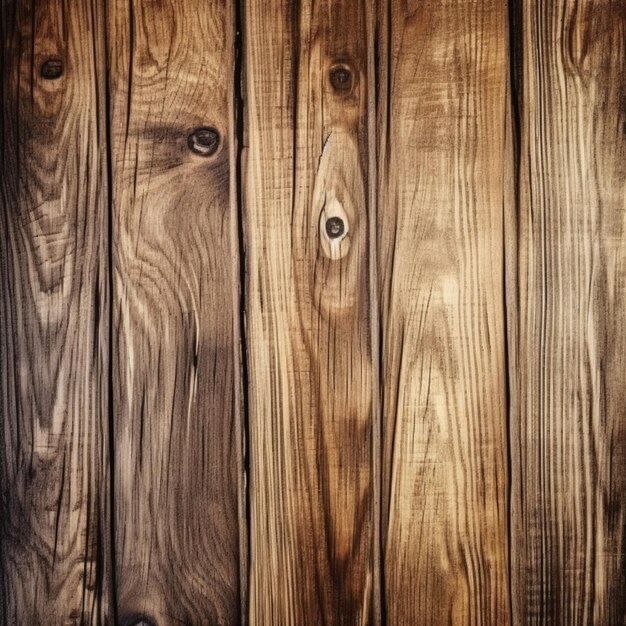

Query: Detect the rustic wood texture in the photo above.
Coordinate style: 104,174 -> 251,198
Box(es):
377,1 -> 511,623
3,0 -> 626,622
0,0 -> 111,623
508,1 -> 626,623
107,1 -> 243,623
242,0 -> 378,622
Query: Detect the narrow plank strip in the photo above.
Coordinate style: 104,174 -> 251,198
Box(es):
107,1 -> 242,623
243,0 -> 378,622
509,1 -> 626,622
0,0 -> 111,622
378,1 -> 511,623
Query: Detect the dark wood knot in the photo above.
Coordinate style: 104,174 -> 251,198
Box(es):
188,127 -> 220,157
329,63 -> 353,92
40,58 -> 64,80
121,616 -> 157,626
325,216 -> 345,239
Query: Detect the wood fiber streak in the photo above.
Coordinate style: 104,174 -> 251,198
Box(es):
243,0 -> 378,623
509,1 -> 626,623
378,1 -> 511,623
0,0 -> 111,623
107,1 -> 242,623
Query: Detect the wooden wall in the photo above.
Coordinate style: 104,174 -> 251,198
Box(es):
1,0 -> 625,624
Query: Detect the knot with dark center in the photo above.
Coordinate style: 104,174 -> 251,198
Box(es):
188,127 -> 220,157
325,216 -> 345,239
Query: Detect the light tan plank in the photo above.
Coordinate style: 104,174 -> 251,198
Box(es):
0,0 -> 111,622
378,1 -> 511,623
107,1 -> 243,623
243,0 -> 379,622
509,1 -> 626,622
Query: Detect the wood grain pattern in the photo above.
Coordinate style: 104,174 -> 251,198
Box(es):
0,0 -> 111,623
377,1 -> 511,623
508,1 -> 626,622
107,1 -> 243,623
242,0 -> 378,622
3,1 -> 626,622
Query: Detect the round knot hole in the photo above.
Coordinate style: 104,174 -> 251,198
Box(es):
329,64 -> 353,92
188,127 -> 220,157
325,216 -> 345,239
40,58 -> 64,80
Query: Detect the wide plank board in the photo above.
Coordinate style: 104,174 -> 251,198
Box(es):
242,0 -> 379,622
508,1 -> 626,622
107,1 -> 243,623
378,1 -> 511,623
0,0 -> 111,622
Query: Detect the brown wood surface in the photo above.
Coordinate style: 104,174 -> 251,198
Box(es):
0,0 -> 111,623
508,1 -> 626,623
2,0 -> 626,624
377,1 -> 511,623
107,0 -> 243,623
242,0 -> 378,623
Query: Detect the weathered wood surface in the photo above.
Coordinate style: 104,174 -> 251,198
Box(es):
2,0 -> 626,623
107,0 -> 243,624
242,0 -> 378,623
377,1 -> 511,623
0,0 -> 111,623
508,1 -> 626,623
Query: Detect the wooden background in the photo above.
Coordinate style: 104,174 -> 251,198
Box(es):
1,0 -> 625,624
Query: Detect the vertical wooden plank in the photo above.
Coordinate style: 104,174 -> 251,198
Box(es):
509,1 -> 626,623
107,1 -> 243,623
0,0 -> 111,622
378,1 -> 511,623
243,0 -> 378,622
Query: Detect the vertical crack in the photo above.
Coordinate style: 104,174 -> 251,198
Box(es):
102,0 -> 119,621
233,0 -> 250,622
369,0 -> 384,622
505,0 -> 523,624
373,0 -> 392,622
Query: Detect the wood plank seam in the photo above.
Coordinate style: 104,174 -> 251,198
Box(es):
234,0 -> 250,620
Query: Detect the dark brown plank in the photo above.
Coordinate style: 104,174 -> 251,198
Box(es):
0,0 -> 111,622
107,1 -> 244,623
509,1 -> 626,622
378,0 -> 511,623
242,0 -> 379,622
